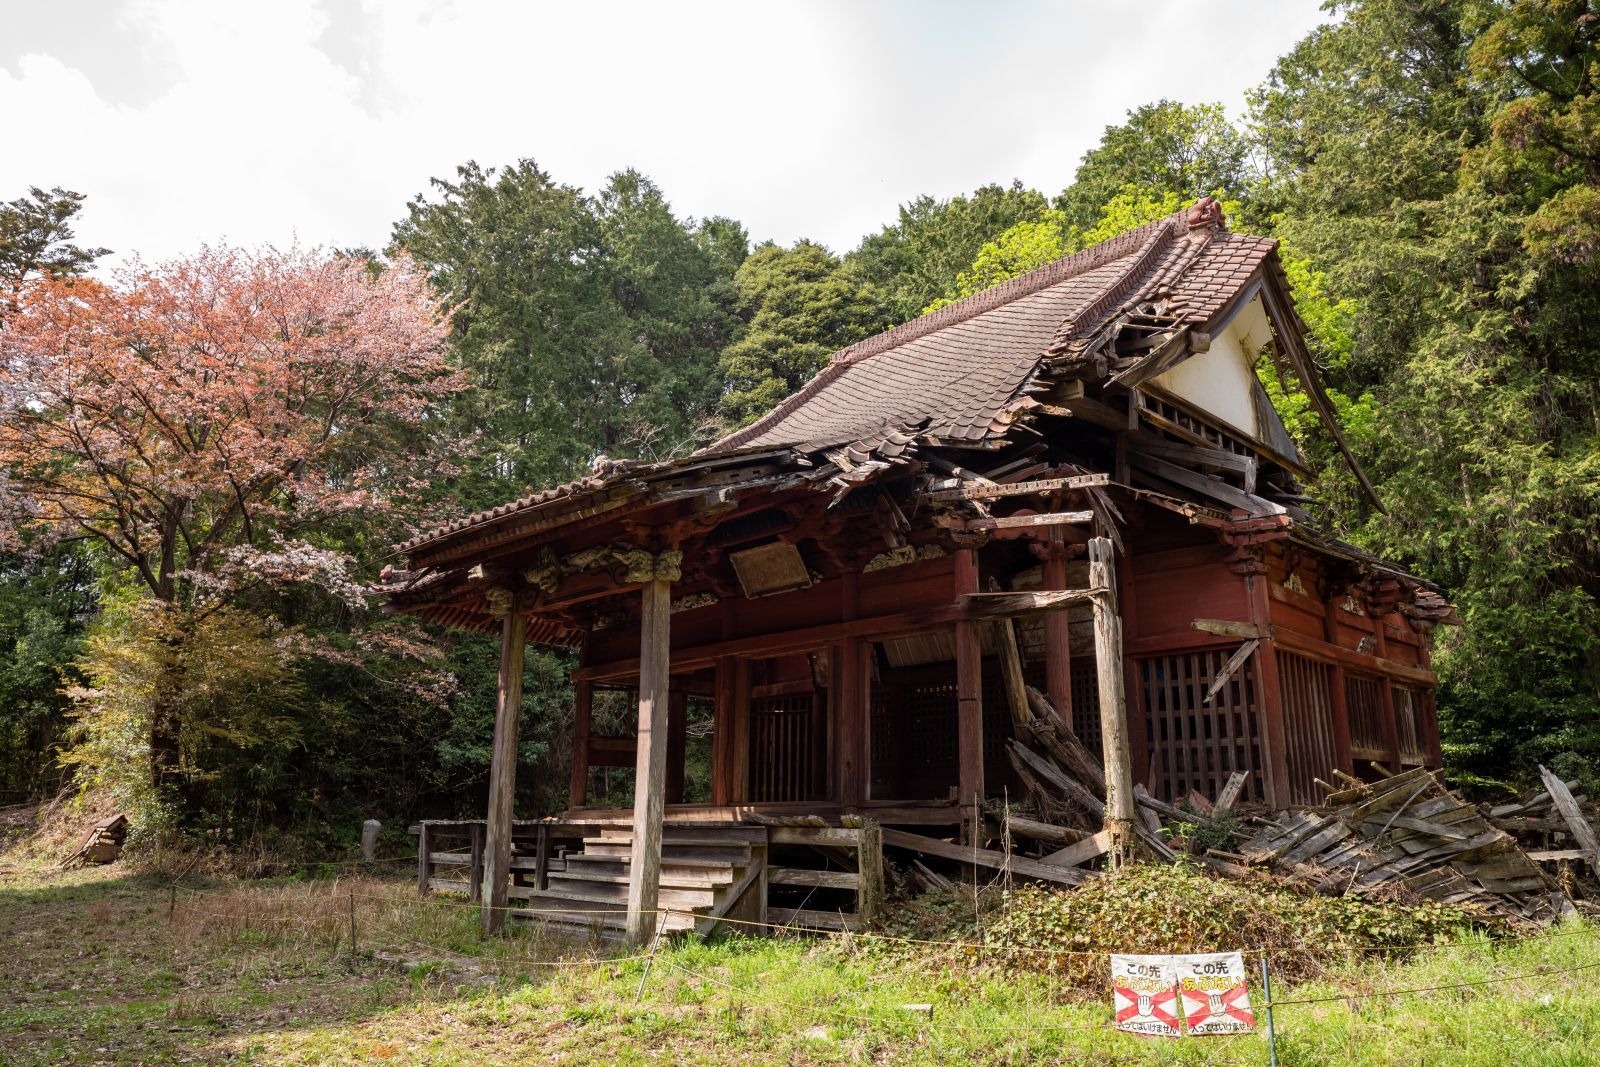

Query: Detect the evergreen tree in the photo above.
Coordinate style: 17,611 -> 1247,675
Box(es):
717,241 -> 891,427
1057,100 -> 1249,229
849,182 -> 1050,321
1256,0 -> 1600,777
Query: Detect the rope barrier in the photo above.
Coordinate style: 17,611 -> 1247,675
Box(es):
1264,959 -> 1600,1009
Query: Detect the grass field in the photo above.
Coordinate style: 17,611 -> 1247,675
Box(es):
3,863 -> 1598,1065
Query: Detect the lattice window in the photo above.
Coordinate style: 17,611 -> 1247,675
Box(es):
1394,686 -> 1425,765
1070,658 -> 1103,759
1345,674 -> 1386,759
1278,652 -> 1339,806
749,693 -> 820,802
1139,649 -> 1265,806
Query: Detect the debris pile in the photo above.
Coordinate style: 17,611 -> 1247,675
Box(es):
62,813 -> 129,868
902,674 -> 1600,923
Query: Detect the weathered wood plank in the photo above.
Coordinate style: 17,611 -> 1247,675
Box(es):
880,828 -> 1093,886
768,867 -> 859,890
1043,829 -> 1113,867
1540,765 -> 1600,877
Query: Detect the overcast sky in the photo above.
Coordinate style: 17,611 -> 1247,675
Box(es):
3,0 -> 1328,267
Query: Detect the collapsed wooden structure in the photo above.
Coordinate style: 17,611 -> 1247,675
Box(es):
384,199 -> 1457,941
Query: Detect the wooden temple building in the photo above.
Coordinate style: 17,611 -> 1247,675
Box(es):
386,199 -> 1457,942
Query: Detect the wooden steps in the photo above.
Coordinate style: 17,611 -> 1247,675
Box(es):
508,826 -> 767,942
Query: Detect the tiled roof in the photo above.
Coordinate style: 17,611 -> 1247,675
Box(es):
396,202 -> 1280,561
710,206 -> 1275,455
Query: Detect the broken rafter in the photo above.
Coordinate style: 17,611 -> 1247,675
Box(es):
923,473 -> 1110,503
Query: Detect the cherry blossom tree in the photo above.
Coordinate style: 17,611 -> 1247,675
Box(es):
0,245 -> 458,605
0,246 -> 460,814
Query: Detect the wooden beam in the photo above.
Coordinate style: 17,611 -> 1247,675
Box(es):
625,576 -> 672,946
1203,639 -> 1259,705
924,474 -> 1110,503
1089,538 -> 1136,863
1540,766 -> 1600,877
1110,327 -> 1192,389
1043,829 -> 1113,868
1128,451 -> 1285,517
482,597 -> 527,933
1128,435 -> 1257,493
954,551 -> 984,836
1245,570 -> 1293,809
880,827 -> 1093,886
1192,618 -> 1262,640
938,510 -> 1095,531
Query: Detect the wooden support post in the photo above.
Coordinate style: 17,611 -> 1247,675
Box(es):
482,594 -> 527,934
1328,664 -> 1355,777
534,823 -> 550,891
666,689 -> 688,804
836,639 -> 868,805
626,574 -> 673,946
857,823 -> 883,926
416,822 -> 431,897
1423,687 -> 1444,769
1089,537 -> 1136,864
954,550 -> 984,841
1042,531 -> 1075,732
468,822 -> 485,903
712,657 -> 737,806
569,675 -> 593,810
1245,569 -> 1293,808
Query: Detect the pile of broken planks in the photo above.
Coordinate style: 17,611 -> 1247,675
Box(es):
1224,765 -> 1596,921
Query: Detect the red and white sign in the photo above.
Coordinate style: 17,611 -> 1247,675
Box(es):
1176,951 -> 1256,1035
1110,954 -> 1181,1038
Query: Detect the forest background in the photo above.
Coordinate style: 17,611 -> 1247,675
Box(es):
1,0 -> 1596,853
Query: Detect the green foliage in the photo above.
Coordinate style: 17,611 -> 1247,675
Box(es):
1057,100 -> 1249,229
0,185 -> 107,293
63,593 -> 306,832
716,241 -> 891,426
986,864 -> 1493,987
1254,0 -> 1600,775
849,182 -> 1051,321
393,161 -> 744,503
0,546 -> 96,800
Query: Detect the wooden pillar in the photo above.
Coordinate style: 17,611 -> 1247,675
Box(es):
1041,531 -> 1075,731
953,549 -> 984,838
836,639 -> 869,805
569,675 -> 593,810
1371,616 -> 1403,773
626,573 -> 673,946
482,592 -> 527,934
1245,565 -> 1293,808
1089,537 -> 1136,862
666,689 -> 688,804
712,658 -> 735,806
416,822 -> 431,897
1321,592 -> 1355,777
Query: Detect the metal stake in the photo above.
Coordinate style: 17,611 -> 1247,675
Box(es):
1260,952 -> 1278,1067
633,910 -> 669,1004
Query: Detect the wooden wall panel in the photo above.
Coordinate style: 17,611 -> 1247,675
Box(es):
1136,648 -> 1266,806
1277,651 -> 1340,806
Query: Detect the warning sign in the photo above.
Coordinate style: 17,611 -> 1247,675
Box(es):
1109,954 -> 1181,1038
1177,951 -> 1255,1035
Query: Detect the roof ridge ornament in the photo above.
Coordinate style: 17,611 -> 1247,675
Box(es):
1185,197 -> 1226,231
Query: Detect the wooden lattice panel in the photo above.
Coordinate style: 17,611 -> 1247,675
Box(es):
1344,674 -> 1387,759
749,693 -> 819,802
1137,650 -> 1265,806
1278,651 -> 1339,806
1394,686 -> 1425,765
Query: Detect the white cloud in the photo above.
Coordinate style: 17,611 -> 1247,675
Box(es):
1,0 -> 1328,267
